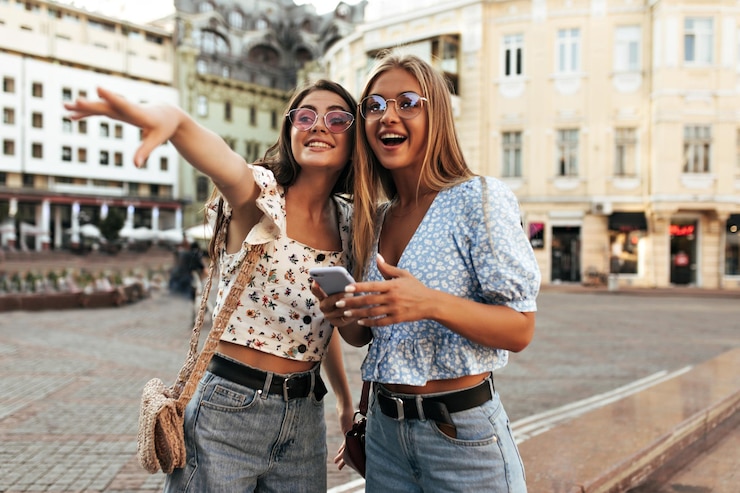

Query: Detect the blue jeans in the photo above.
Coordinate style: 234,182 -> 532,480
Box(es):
163,368 -> 327,493
364,384 -> 527,492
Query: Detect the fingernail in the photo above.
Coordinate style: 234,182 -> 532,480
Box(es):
343,310 -> 352,317
345,285 -> 356,293
357,319 -> 366,326
376,253 -> 385,263
335,300 -> 346,308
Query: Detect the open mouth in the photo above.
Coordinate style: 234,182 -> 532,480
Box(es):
379,133 -> 406,146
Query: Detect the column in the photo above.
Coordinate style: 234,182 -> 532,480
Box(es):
39,199 -> 51,251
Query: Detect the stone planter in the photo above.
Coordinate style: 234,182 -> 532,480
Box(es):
0,282 -> 148,312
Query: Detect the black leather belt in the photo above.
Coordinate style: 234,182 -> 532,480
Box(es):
376,378 -> 493,422
207,354 -> 327,401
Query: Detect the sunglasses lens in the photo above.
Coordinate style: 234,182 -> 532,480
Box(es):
325,111 -> 354,133
361,96 -> 386,119
288,108 -> 317,131
397,92 -> 424,118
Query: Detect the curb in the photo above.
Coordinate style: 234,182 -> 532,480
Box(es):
519,347 -> 740,492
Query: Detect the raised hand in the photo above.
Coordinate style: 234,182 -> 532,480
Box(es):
64,87 -> 182,168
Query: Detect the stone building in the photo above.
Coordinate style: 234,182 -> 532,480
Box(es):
173,0 -> 365,228
321,0 -> 740,290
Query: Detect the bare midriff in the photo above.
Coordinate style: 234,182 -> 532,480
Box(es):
383,372 -> 489,395
216,341 -> 317,375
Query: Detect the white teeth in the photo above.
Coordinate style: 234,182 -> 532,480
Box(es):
380,133 -> 404,139
307,141 -> 331,148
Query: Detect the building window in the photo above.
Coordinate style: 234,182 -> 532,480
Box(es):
160,157 -> 168,171
196,60 -> 207,74
78,90 -> 87,99
684,18 -> 713,65
2,107 -> 14,124
609,229 -> 642,275
271,110 -> 278,129
3,139 -> 15,156
201,31 -> 229,55
100,150 -> 109,165
62,118 -> 73,132
62,146 -> 71,161
502,131 -> 522,177
31,82 -> 43,98
556,129 -> 579,176
31,112 -> 43,128
683,125 -> 711,173
614,128 -> 637,177
151,184 -> 160,196
249,106 -> 257,126
3,77 -> 14,93
78,120 -> 87,134
229,10 -> 244,29
78,148 -> 87,163
114,152 -> 123,167
129,182 -> 139,196
502,34 -> 523,78
62,87 -> 73,101
114,124 -> 123,138
726,215 -> 740,275
100,123 -> 109,137
614,26 -> 641,72
31,142 -> 43,158
556,29 -> 580,74
197,96 -> 208,117
196,175 -> 210,202
224,101 -> 232,121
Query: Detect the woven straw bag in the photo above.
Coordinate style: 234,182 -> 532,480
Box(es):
136,219 -> 265,474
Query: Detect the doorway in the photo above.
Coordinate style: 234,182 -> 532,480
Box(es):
670,219 -> 697,285
551,226 -> 581,283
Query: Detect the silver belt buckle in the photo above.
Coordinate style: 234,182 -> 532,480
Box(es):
392,396 -> 405,420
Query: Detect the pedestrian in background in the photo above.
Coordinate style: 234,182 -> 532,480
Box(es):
313,52 -> 541,492
65,79 -> 356,492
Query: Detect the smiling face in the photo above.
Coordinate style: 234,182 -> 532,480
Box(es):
363,68 -> 428,174
289,89 -> 354,175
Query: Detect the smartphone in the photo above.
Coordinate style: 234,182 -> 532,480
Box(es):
309,266 -> 356,295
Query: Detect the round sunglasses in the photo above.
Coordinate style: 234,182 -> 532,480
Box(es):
286,108 -> 355,134
359,91 -> 428,121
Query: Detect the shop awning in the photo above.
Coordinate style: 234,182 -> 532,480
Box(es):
609,212 -> 647,231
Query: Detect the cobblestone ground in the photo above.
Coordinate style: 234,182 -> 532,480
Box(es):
0,287 -> 738,492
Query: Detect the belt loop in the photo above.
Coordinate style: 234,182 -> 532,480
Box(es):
488,373 -> 495,396
262,372 -> 273,400
309,371 -> 316,395
415,395 -> 425,421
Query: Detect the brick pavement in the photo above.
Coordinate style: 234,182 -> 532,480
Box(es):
0,285 -> 738,492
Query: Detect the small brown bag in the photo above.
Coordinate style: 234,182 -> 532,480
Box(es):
136,236 -> 264,474
342,381 -> 371,478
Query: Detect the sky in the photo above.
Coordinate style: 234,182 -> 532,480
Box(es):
57,0 -> 358,23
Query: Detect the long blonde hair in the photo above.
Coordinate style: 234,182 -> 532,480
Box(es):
352,51 -> 474,278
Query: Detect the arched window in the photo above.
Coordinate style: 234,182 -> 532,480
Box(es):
196,60 -> 208,74
248,45 -> 280,66
201,31 -> 229,55
198,1 -> 214,13
229,11 -> 244,29
255,18 -> 268,30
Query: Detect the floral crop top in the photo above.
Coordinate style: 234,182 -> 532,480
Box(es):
207,164 -> 352,362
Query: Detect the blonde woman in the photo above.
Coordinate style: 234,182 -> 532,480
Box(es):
314,53 -> 541,492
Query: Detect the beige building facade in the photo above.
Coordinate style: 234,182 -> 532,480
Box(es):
322,0 -> 740,290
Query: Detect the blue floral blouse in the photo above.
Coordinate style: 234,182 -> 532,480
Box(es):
208,164 -> 352,362
361,176 -> 541,385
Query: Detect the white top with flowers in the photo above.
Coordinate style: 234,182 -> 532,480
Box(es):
207,164 -> 352,362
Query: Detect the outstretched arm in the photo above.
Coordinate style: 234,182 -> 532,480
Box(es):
64,87 -> 258,211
